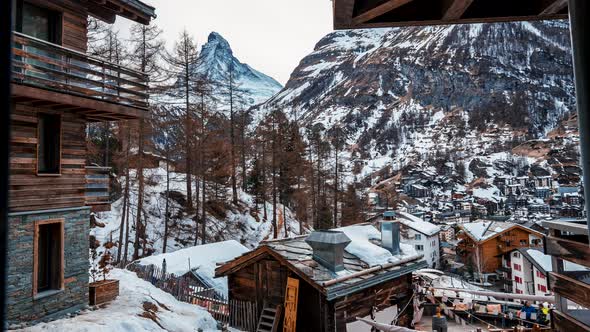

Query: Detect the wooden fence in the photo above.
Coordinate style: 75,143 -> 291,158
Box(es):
128,263 -> 258,332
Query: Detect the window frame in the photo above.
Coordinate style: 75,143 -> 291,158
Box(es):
14,0 -> 63,45
33,218 -> 64,298
36,112 -> 62,176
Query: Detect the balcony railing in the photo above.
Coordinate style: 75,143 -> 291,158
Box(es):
542,220 -> 590,331
12,31 -> 149,110
85,166 -> 112,212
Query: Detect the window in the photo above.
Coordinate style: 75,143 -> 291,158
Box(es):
537,284 -> 547,292
513,263 -> 521,271
513,252 -> 520,258
520,240 -> 527,246
537,270 -> 546,279
415,234 -> 422,240
415,245 -> 424,251
34,219 -> 64,296
15,1 -> 62,44
515,276 -> 522,284
37,113 -> 61,174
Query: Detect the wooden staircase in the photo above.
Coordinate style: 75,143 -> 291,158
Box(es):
256,305 -> 282,332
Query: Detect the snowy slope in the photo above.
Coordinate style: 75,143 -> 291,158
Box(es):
193,32 -> 283,107
251,21 -> 576,186
92,167 -> 307,261
11,269 -> 218,332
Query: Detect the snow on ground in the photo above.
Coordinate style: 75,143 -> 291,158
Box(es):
337,225 -> 420,266
136,240 -> 249,296
12,269 -> 219,332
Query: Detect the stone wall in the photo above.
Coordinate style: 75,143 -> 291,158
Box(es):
6,207 -> 90,324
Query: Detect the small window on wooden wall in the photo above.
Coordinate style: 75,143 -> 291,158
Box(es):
37,113 -> 61,175
15,0 -> 62,44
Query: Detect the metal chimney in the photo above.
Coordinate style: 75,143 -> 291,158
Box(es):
305,230 -> 351,272
380,211 -> 400,255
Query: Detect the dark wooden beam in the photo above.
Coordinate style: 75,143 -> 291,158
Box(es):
541,0 -> 568,15
333,0 -> 355,29
11,84 -> 144,120
352,0 -> 416,25
442,0 -> 474,20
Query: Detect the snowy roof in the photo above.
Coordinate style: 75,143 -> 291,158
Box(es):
460,221 -> 540,242
396,211 -> 441,236
521,248 -> 588,273
137,240 -> 249,296
216,225 -> 426,300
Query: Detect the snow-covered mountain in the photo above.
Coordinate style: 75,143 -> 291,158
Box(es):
253,21 -> 576,181
193,32 -> 283,107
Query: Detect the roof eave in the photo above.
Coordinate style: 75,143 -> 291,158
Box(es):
325,260 -> 428,301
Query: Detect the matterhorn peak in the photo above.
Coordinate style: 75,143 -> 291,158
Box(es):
207,31 -> 231,51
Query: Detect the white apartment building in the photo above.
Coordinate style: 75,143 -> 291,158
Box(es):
396,211 -> 441,269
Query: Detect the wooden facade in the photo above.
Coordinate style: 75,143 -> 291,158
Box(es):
216,237 -> 426,332
7,0 -> 154,324
457,224 -> 543,273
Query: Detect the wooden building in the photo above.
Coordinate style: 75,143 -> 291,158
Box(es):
215,225 -> 426,331
457,221 -> 543,274
7,0 -> 155,324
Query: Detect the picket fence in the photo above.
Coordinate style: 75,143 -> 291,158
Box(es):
127,263 -> 258,332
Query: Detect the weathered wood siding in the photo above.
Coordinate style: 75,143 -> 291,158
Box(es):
10,102 -> 87,212
26,0 -> 88,52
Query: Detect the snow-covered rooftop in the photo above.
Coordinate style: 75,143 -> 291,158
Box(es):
525,248 -> 588,273
337,224 -> 419,266
396,211 -> 441,236
461,220 -> 538,242
137,240 -> 248,296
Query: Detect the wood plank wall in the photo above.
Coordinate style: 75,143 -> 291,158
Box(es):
10,102 -> 88,212
25,0 -> 88,52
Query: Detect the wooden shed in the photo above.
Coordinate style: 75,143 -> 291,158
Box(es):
215,226 -> 427,332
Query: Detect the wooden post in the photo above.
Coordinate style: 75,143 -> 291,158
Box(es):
283,277 -> 299,332
0,0 -> 13,326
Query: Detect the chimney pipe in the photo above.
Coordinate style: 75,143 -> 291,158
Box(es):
381,211 -> 400,255
305,230 -> 351,272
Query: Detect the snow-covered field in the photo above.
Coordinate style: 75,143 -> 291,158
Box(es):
11,269 -> 219,332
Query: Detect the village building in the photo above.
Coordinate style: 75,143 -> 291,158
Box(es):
439,224 -> 455,242
456,221 -> 543,275
7,0 -> 155,324
395,211 -> 441,269
505,248 -> 588,299
215,223 -> 427,331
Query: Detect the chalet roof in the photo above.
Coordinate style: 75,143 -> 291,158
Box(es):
333,0 -> 568,30
88,0 -> 156,25
460,220 -> 543,243
215,227 -> 426,300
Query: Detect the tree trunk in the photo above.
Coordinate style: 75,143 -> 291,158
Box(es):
163,158 -> 170,253
229,66 -> 238,205
133,119 -> 145,261
117,124 -> 131,263
271,116 -> 278,238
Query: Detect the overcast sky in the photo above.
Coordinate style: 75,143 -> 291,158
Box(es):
115,0 -> 334,85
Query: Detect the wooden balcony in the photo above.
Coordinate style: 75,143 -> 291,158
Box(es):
85,166 -> 111,212
542,220 -> 590,332
11,32 -> 149,121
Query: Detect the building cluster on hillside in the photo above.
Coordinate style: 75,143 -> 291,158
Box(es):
370,167 -> 585,225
